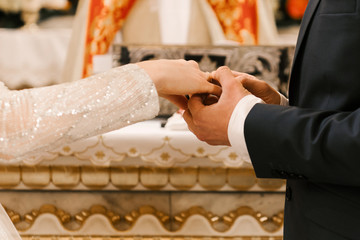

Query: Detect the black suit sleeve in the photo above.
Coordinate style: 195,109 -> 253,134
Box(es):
244,103 -> 360,186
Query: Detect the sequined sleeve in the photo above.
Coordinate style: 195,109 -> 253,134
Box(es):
0,64 -> 159,163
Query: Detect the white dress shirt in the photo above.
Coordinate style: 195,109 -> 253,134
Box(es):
228,93 -> 289,163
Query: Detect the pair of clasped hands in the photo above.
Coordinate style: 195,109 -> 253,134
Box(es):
137,59 -> 280,146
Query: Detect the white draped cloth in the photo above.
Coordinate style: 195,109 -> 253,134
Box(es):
0,28 -> 72,89
0,64 -> 159,236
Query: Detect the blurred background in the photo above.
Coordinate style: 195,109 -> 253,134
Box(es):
0,0 -> 306,31
0,0 -> 308,89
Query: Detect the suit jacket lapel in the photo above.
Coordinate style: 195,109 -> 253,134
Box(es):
288,0 -> 320,103
293,0 -> 321,61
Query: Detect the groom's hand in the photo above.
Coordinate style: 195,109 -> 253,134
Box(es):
183,66 -> 250,145
232,71 -> 281,105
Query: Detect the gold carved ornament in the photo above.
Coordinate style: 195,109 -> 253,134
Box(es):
4,205 -> 283,233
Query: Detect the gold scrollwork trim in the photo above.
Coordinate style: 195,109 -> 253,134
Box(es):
0,165 -> 286,191
5,205 -> 283,234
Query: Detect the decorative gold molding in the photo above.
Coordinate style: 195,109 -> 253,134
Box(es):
21,237 -> 283,240
123,205 -> 170,225
173,206 -> 220,226
174,206 -> 283,233
5,205 -> 283,234
0,165 -> 285,191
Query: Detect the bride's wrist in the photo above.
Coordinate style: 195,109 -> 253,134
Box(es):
136,61 -> 163,93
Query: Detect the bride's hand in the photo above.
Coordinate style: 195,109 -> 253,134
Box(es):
137,59 -> 222,109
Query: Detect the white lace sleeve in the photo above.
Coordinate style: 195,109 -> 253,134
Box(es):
0,64 -> 159,163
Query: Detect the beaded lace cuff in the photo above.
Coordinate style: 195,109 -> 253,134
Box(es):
0,64 -> 159,163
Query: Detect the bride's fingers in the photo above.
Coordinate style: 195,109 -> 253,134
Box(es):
203,82 -> 222,97
187,60 -> 200,69
205,72 -> 212,81
202,72 -> 222,96
162,95 -> 188,110
231,70 -> 241,77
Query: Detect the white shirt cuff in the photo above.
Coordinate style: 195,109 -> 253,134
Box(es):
227,94 -> 264,163
279,93 -> 289,106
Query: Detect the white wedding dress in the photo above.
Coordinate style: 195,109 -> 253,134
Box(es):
0,64 -> 159,239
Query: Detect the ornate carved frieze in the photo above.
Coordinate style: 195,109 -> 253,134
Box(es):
4,205 -> 283,236
113,45 -> 294,96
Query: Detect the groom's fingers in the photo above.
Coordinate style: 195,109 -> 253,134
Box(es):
187,94 -> 206,113
183,95 -> 205,132
213,66 -> 237,89
213,67 -> 250,98
240,76 -> 266,91
203,94 -> 219,105
182,109 -> 195,133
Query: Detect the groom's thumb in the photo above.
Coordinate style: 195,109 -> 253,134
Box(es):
213,66 -> 240,90
213,66 -> 250,102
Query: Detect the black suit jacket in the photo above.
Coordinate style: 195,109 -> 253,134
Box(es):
244,0 -> 360,239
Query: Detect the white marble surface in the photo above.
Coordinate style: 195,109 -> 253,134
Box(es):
170,192 -> 284,218
0,191 -> 284,217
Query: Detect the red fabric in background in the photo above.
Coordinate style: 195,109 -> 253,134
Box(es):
207,0 -> 258,44
286,0 -> 309,20
83,0 -> 136,77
